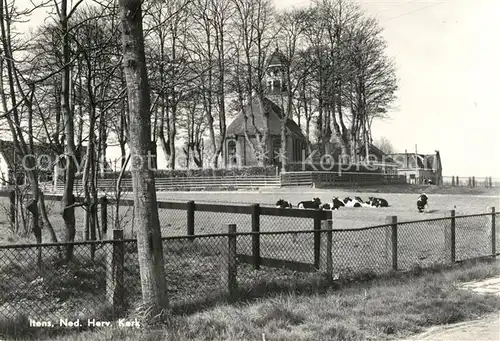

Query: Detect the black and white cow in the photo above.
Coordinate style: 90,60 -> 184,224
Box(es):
367,197 -> 389,208
354,196 -> 374,208
276,199 -> 293,209
343,197 -> 362,208
321,197 -> 345,210
298,197 -> 321,209
417,193 -> 428,212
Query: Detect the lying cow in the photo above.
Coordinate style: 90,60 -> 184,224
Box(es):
367,197 -> 389,208
276,199 -> 293,209
321,197 -> 345,210
343,197 -> 362,208
417,193 -> 428,212
298,197 -> 321,209
354,196 -> 375,208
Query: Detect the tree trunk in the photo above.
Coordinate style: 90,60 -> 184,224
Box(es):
60,0 -> 77,261
120,0 -> 168,317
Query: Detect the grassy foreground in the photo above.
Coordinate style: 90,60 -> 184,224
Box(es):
21,258 -> 500,341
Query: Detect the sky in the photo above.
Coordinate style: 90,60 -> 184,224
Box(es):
13,0 -> 500,177
274,0 -> 500,177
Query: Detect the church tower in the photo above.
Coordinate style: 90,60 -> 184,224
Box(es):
264,47 -> 288,115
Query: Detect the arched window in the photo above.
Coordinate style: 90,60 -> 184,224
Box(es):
272,139 -> 281,164
227,140 -> 237,165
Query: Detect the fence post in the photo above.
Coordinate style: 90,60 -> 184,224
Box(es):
489,177 -> 493,188
389,216 -> 398,271
472,176 -> 476,188
106,229 -> 124,313
445,210 -> 456,263
321,219 -> 333,283
100,196 -> 108,237
222,224 -> 238,300
491,207 -> 496,257
313,210 -> 323,270
452,176 -> 455,187
9,190 -> 15,225
251,204 -> 260,270
187,200 -> 195,238
53,165 -> 58,193
456,176 -> 460,186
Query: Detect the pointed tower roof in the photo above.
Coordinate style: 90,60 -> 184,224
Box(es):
267,47 -> 288,68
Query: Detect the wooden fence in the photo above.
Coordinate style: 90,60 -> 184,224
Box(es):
53,175 -> 282,192
109,197 -> 332,270
281,171 -> 406,188
48,171 -> 407,192
442,176 -> 499,188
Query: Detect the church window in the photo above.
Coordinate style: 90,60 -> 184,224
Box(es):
228,140 -> 237,165
272,139 -> 281,165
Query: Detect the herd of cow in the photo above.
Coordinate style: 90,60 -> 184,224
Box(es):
275,194 -> 429,213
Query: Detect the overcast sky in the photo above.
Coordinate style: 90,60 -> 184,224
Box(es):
18,0 -> 500,177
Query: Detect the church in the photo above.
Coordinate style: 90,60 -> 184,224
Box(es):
225,48 -> 307,169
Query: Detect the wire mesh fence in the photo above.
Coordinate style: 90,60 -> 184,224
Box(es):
0,192 -> 498,338
0,241 -> 115,324
327,226 -> 393,276
397,218 -> 450,270
455,214 -> 493,261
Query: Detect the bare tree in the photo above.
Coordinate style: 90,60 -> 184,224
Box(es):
275,8 -> 311,169
52,0 -> 85,261
374,136 -> 394,155
119,0 -> 168,317
231,0 -> 275,166
303,0 -> 397,162
343,17 -> 397,160
0,0 -> 58,250
145,0 -> 192,170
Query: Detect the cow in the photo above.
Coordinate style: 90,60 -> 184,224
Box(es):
367,197 -> 389,208
343,197 -> 362,208
276,199 -> 293,209
417,193 -> 428,212
354,196 -> 373,208
298,197 -> 321,209
321,197 -> 345,210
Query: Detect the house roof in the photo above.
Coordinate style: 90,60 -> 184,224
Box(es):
0,139 -> 59,171
226,97 -> 305,140
0,139 -> 95,171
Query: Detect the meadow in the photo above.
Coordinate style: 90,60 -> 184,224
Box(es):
0,185 -> 498,270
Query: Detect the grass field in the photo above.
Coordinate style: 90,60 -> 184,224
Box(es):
31,258 -> 500,341
0,185 -> 498,271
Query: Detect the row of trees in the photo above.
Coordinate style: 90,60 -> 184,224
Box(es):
0,0 -> 397,317
5,0 -> 397,170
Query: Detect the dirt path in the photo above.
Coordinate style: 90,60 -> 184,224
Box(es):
401,276 -> 500,341
401,313 -> 499,341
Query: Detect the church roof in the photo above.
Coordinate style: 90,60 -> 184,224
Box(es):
226,97 -> 305,139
